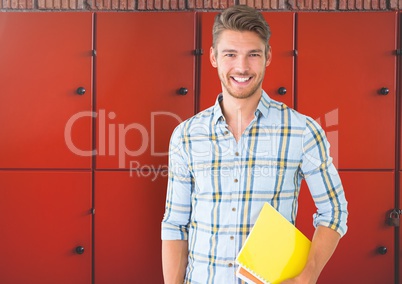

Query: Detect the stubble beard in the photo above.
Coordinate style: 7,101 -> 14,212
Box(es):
220,71 -> 265,100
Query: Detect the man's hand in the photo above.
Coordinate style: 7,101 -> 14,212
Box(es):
281,226 -> 341,284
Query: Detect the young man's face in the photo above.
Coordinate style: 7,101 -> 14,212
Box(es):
210,30 -> 272,100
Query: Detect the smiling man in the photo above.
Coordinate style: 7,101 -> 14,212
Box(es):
161,5 -> 348,284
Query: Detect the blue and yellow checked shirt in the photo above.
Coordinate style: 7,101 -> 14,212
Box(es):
161,91 -> 348,284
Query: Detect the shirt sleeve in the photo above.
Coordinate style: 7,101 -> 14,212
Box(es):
300,117 -> 348,237
161,123 -> 193,240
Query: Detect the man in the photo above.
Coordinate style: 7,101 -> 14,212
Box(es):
161,5 -> 348,284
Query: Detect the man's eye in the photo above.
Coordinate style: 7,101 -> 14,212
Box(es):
225,54 -> 235,57
250,53 -> 260,57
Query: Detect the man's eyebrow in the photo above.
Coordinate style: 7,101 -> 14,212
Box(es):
221,49 -> 238,53
221,49 -> 264,53
249,49 -> 264,53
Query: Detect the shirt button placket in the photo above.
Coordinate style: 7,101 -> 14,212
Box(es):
230,147 -> 241,269
234,149 -> 240,188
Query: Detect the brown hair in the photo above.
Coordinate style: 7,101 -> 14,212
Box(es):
212,5 -> 271,55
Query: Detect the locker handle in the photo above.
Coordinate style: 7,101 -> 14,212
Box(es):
76,87 -> 86,95
177,87 -> 188,96
379,87 -> 389,95
75,246 -> 85,254
277,87 -> 287,95
377,246 -> 387,255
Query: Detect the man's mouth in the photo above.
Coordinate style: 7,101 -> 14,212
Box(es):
232,76 -> 252,83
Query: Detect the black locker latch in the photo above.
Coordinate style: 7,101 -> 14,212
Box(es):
194,49 -> 203,56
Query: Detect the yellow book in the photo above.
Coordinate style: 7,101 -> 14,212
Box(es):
236,202 -> 311,284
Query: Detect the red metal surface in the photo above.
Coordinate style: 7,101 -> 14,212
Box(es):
198,12 -> 295,111
399,13 -> 402,284
400,12 -> 402,171
297,12 -> 397,170
400,173 -> 402,283
0,13 -> 93,169
0,171 -> 92,283
96,13 -> 196,170
94,171 -> 167,284
297,171 -> 395,283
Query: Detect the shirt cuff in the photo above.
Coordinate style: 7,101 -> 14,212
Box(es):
314,218 -> 348,238
161,222 -> 189,240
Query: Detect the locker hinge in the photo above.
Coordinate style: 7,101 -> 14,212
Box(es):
92,49 -> 97,56
194,49 -> 203,56
294,49 -> 298,56
396,49 -> 402,56
91,208 -> 95,215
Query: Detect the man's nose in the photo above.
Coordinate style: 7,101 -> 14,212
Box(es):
234,56 -> 250,73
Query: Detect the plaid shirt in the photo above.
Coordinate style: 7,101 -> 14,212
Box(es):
161,91 -> 348,284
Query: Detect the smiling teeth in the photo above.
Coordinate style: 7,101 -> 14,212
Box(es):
233,77 -> 250,83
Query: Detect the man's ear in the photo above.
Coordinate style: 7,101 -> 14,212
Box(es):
210,47 -> 217,68
265,46 -> 272,67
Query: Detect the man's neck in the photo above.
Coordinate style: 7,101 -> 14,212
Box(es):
220,91 -> 262,141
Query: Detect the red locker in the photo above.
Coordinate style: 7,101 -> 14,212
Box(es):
94,171 -> 167,284
297,12 -> 397,170
297,171 -> 395,283
198,12 -> 295,111
399,173 -> 402,283
0,13 -> 93,169
0,171 -> 92,283
95,12 -> 196,170
399,13 -> 402,282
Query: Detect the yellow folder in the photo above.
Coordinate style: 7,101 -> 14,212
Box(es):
235,202 -> 311,284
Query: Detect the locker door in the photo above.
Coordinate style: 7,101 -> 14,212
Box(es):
96,13 -> 196,170
399,13 -> 402,282
297,171 -> 395,283
0,13 -> 93,169
297,12 -> 397,170
198,12 -> 295,111
399,173 -> 402,283
94,171 -> 167,284
0,171 -> 92,284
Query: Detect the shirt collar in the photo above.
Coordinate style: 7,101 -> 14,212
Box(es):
212,90 -> 272,124
212,94 -> 224,125
256,90 -> 271,118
